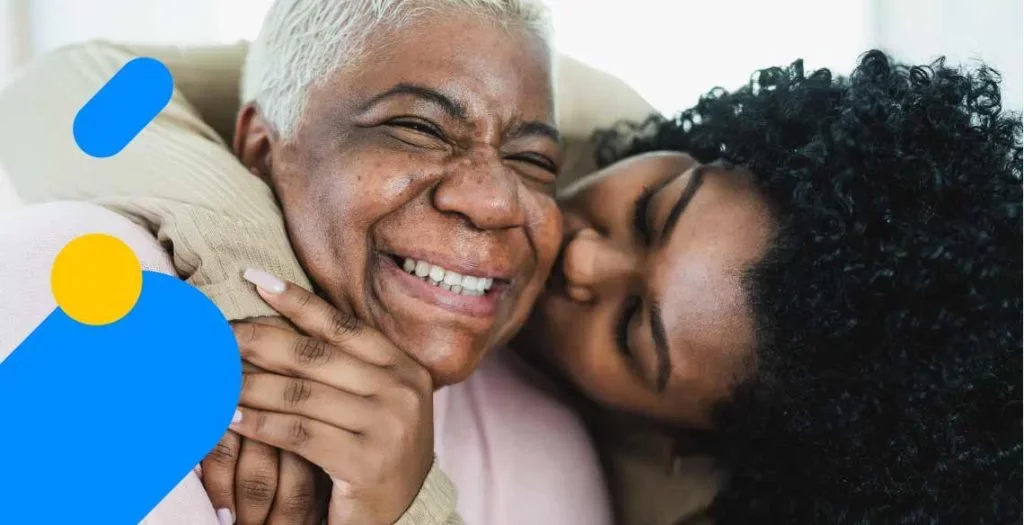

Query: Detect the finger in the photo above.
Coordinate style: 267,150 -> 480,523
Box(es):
240,372 -> 375,432
241,360 -> 266,374
234,439 -> 279,525
267,452 -> 319,525
201,432 -> 241,524
229,407 -> 363,483
234,323 -> 392,396
243,269 -> 398,366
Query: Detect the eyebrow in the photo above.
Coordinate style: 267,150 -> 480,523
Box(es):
646,166 -> 708,392
506,120 -> 562,144
660,165 -> 707,243
359,83 -> 468,120
650,301 -> 671,392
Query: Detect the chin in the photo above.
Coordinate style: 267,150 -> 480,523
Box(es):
404,332 -> 487,387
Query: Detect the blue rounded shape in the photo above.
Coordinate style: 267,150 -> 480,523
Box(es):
0,271 -> 241,523
72,57 -> 174,158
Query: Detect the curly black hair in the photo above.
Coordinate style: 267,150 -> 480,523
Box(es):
595,50 -> 1022,523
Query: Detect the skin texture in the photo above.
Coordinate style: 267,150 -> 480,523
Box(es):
517,152 -> 775,427
235,10 -> 563,387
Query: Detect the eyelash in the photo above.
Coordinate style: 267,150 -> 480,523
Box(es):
391,118 -> 443,138
616,295 -> 641,360
509,153 -> 558,174
633,186 -> 655,245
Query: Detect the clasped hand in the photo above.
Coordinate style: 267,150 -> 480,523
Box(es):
200,274 -> 435,525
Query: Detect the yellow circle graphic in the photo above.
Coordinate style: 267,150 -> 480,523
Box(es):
51,233 -> 143,326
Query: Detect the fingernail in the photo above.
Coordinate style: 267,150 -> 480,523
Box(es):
216,508 -> 234,525
243,268 -> 286,294
231,409 -> 243,425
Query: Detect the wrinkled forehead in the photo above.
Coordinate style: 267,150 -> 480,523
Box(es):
319,9 -> 556,125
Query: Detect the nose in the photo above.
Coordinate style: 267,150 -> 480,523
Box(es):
432,152 -> 524,231
561,228 -> 637,302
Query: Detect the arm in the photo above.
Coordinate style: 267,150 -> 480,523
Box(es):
0,41 -> 310,321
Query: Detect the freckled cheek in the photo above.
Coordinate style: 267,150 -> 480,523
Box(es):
307,152 -> 427,223
527,198 -> 563,271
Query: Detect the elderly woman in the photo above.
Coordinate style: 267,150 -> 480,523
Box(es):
3,5 -> 1021,525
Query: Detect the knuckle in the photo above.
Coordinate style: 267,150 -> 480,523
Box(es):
287,418 -> 312,448
207,440 -> 238,466
235,322 -> 259,346
283,378 -> 313,407
254,412 -> 271,436
292,337 -> 331,367
297,289 -> 315,309
327,308 -> 360,340
238,476 -> 276,504
276,490 -> 317,517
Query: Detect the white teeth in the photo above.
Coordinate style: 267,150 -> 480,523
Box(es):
401,257 -> 494,296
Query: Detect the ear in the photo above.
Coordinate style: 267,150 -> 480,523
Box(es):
233,102 -> 275,183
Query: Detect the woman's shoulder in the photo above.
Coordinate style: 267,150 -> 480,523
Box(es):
435,348 -> 614,524
478,348 -> 586,422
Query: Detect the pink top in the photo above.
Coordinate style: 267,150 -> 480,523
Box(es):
0,201 -> 613,525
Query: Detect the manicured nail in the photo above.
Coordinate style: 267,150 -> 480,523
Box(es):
216,508 -> 234,525
243,268 -> 286,294
231,409 -> 243,425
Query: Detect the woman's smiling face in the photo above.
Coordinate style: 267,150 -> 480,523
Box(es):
521,152 -> 777,427
240,11 -> 563,387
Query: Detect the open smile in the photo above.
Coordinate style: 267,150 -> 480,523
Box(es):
377,251 -> 511,318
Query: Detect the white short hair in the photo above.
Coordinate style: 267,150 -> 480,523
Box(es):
242,0 -> 554,141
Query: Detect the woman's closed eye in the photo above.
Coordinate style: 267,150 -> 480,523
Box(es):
616,295 -> 642,365
507,152 -> 558,175
633,186 -> 655,245
386,117 -> 448,148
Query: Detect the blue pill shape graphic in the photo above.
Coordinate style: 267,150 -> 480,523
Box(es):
73,57 -> 174,158
0,272 -> 241,524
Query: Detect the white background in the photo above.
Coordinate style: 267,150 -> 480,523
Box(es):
3,0 -> 1020,112
0,0 -> 1021,205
